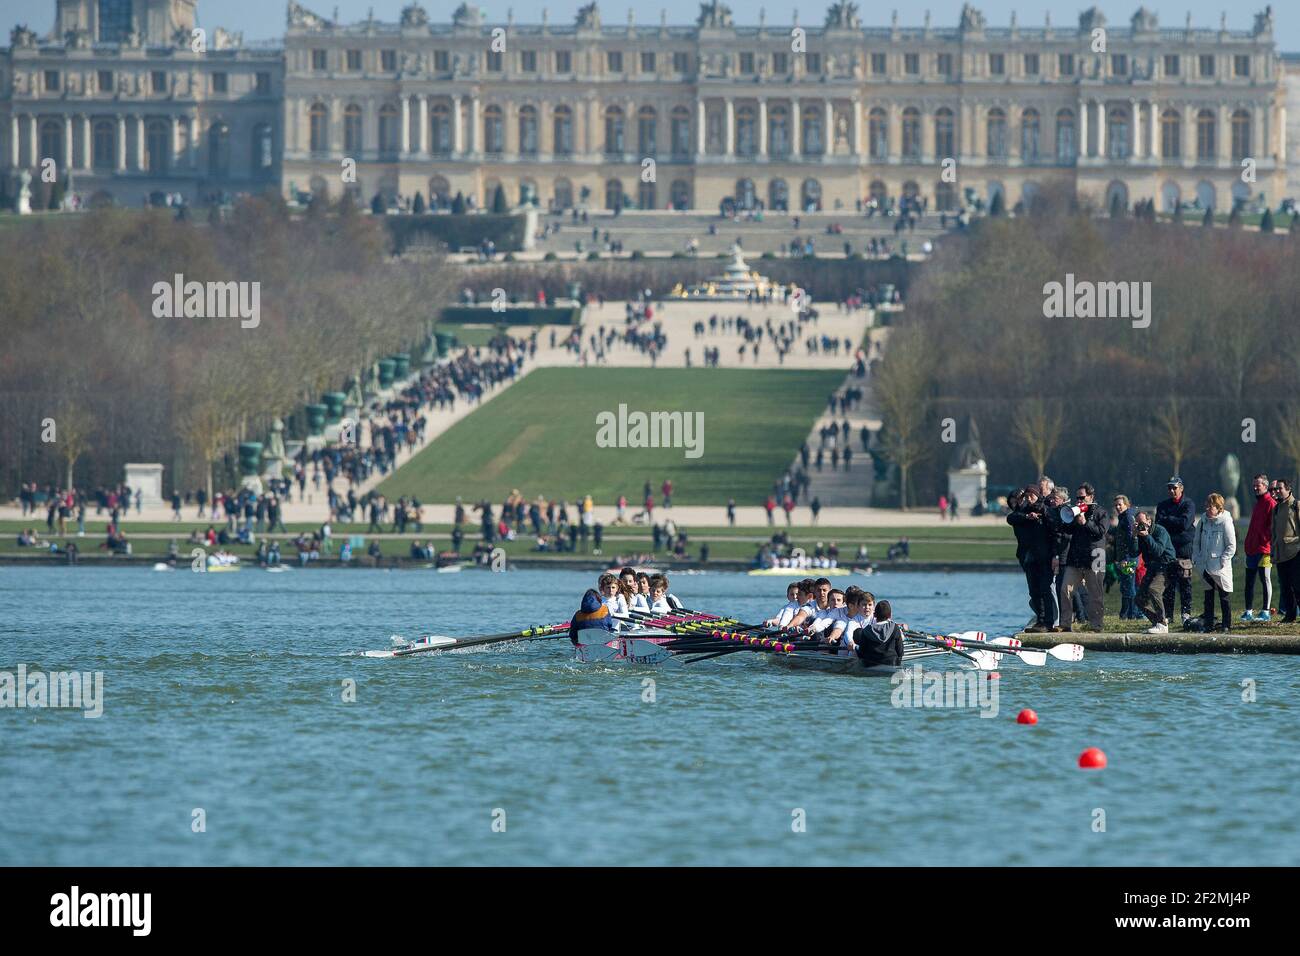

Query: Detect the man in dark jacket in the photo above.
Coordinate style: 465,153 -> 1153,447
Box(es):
1134,510 -> 1177,633
1007,487 -> 1054,631
1058,482 -> 1108,632
1155,476 -> 1196,627
1042,486 -> 1072,629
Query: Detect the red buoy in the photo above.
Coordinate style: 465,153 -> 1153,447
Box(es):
1016,708 -> 1038,724
1078,747 -> 1108,769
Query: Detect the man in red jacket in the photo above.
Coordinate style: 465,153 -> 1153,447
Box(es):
1242,473 -> 1276,622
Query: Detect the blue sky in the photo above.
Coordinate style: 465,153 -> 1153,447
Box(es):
2,2 -> 1293,50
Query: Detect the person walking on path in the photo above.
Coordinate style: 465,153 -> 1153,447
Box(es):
810,496 -> 822,525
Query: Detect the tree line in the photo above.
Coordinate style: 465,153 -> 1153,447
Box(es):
876,211 -> 1300,508
0,195 -> 452,498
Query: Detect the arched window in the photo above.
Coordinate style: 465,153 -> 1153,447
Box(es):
671,107 -> 691,157
553,177 -> 573,209
670,179 -> 691,210
519,105 -> 538,156
145,119 -> 169,173
1021,109 -> 1040,162
934,108 -> 954,159
769,106 -> 789,158
986,108 -> 1007,159
604,178 -> 624,210
1231,109 -> 1251,161
1105,180 -> 1129,213
736,106 -> 756,157
604,106 -> 625,156
92,120 -> 115,168
40,121 -> 63,166
768,178 -> 788,211
1196,109 -> 1216,162
801,178 -> 822,212
1161,109 -> 1181,159
309,102 -> 328,152
638,180 -> 656,209
1107,107 -> 1130,160
901,108 -> 921,161
431,104 -> 451,155
428,175 -> 451,208
553,106 -> 573,156
869,179 -> 887,207
638,106 -> 657,156
934,181 -> 957,212
868,108 -> 887,159
1160,180 -> 1181,212
378,104 -> 398,153
208,121 -> 230,176
802,106 -> 822,155
1196,180 -> 1216,211
483,105 -> 504,154
735,178 -> 756,210
1055,109 -> 1075,163
343,104 -> 363,153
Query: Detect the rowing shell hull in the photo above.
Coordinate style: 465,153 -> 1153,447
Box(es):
573,628 -> 680,665
765,645 -> 961,676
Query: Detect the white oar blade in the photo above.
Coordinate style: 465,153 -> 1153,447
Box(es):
968,649 -> 1003,671
1048,643 -> 1086,662
1015,649 -> 1048,666
391,636 -> 459,657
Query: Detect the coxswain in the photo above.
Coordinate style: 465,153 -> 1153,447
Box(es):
569,589 -> 616,646
850,599 -> 905,667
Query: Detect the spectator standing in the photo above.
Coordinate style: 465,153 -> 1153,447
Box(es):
1191,493 -> 1237,632
1058,483 -> 1107,632
1241,474 -> 1276,622
1007,486 -> 1053,632
1112,494 -> 1141,620
1156,476 -> 1196,629
1272,479 -> 1300,623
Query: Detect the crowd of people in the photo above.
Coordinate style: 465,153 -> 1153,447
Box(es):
1007,474 -> 1300,635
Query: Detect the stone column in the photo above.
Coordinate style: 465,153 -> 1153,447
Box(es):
28,115 -> 38,166
696,98 -> 706,156
1131,100 -> 1142,159
887,103 -> 901,162
1095,101 -> 1106,159
64,115 -> 74,170
400,95 -> 411,155
1183,103 -> 1195,165
824,99 -> 834,155
1252,103 -> 1263,161
116,114 -> 127,170
790,98 -> 801,155
1148,101 -> 1159,161
1217,103 -> 1230,165
758,98 -> 768,156
417,94 -> 428,154
82,115 -> 91,169
470,95 -> 481,154
1078,100 -> 1089,159
855,99 -> 866,157
452,95 -> 464,155
9,115 -> 18,167
189,115 -> 199,169
724,98 -> 734,156
170,115 -> 179,171
136,116 -> 145,170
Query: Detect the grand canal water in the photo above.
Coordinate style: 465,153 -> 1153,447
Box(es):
2,565 -> 1296,865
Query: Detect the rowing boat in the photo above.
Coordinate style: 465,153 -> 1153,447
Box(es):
572,628 -> 680,665
765,644 -> 957,676
747,566 -> 852,577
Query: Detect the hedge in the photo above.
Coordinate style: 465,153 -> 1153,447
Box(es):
385,213 -> 527,255
440,306 -> 582,326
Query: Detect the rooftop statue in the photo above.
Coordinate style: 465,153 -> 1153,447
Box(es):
697,1 -> 734,28
824,2 -> 861,29
576,3 -> 601,29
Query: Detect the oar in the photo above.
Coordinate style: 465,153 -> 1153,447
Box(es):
904,627 -> 1083,665
384,622 -> 569,658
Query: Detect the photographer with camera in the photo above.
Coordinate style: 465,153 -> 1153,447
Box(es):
1007,485 -> 1055,632
1042,485 -> 1073,630
1134,510 -> 1177,634
1156,476 -> 1196,629
1057,482 -> 1108,632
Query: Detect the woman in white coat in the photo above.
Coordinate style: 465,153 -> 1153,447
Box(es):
1192,493 -> 1238,632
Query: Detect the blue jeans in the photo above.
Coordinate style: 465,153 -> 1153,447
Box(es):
1118,571 -> 1137,618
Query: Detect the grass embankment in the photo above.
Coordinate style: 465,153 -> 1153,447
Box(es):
373,367 -> 846,506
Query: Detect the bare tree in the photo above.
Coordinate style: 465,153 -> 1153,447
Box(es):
1152,397 -> 1202,476
52,401 -> 96,489
874,327 -> 935,510
1275,406 -> 1300,484
1013,398 -> 1064,478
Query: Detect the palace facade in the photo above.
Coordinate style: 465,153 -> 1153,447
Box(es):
2,1 -> 1292,216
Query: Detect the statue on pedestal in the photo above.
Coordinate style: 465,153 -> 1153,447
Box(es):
16,169 -> 33,215
1220,453 -> 1242,519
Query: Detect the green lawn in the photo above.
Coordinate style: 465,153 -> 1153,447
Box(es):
376,367 -> 845,505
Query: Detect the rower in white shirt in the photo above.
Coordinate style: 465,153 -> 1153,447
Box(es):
806,588 -> 848,637
764,582 -> 803,627
598,572 -> 630,616
829,587 -> 876,655
787,577 -> 832,629
647,573 -> 676,613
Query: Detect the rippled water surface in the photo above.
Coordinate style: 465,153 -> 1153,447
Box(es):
2,566 -> 1297,865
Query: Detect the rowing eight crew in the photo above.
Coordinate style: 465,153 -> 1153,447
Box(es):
569,568 -> 684,645
765,577 -> 905,667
